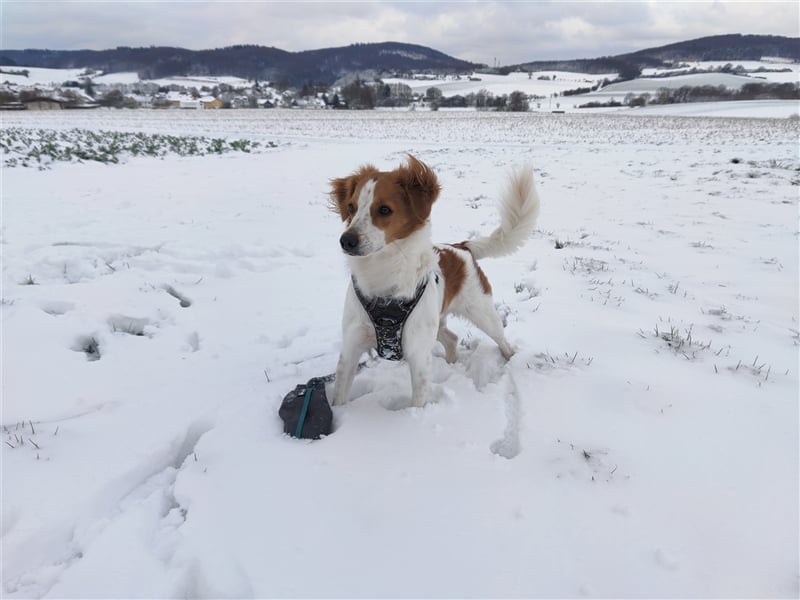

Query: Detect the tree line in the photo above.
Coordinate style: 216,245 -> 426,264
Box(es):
578,81 -> 799,109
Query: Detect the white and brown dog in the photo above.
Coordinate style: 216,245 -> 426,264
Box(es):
329,155 -> 540,408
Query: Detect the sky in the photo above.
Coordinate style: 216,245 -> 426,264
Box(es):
1,1 -> 798,65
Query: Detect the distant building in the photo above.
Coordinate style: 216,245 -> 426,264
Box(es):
23,97 -> 63,110
165,91 -> 200,109
200,96 -> 222,109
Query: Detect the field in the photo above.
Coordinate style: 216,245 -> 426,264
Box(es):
2,109 -> 799,598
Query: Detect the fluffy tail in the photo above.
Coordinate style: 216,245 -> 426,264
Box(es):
462,165 -> 540,260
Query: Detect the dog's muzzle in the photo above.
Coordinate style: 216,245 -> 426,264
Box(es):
340,231 -> 362,256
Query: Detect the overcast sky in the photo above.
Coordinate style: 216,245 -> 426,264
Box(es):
2,1 -> 798,65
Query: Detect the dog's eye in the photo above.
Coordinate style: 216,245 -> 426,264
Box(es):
347,203 -> 356,215
378,205 -> 392,216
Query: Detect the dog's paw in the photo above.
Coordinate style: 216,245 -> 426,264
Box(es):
428,383 -> 454,405
380,394 -> 413,411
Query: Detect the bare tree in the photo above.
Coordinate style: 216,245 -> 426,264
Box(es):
507,90 -> 530,112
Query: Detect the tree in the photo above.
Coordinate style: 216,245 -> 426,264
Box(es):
0,89 -> 18,104
98,89 -> 125,108
475,88 -> 492,110
507,90 -> 529,112
425,87 -> 443,102
83,78 -> 95,98
617,62 -> 642,81
60,89 -> 86,107
340,78 -> 376,109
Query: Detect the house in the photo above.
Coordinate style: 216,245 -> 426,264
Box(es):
166,91 -> 200,109
200,96 -> 222,109
22,97 -> 63,110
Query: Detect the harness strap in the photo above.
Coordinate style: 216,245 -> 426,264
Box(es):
352,276 -> 430,361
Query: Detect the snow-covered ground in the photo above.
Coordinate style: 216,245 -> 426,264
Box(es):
383,70 -> 614,98
2,110 -> 799,598
0,67 -> 96,87
386,60 -> 799,112
643,59 -> 800,84
4,59 -> 797,115
628,99 -> 800,119
599,72 -> 766,94
0,67 -> 251,89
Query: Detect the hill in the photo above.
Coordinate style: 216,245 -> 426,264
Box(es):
3,35 -> 798,86
625,33 -> 800,63
0,42 -> 479,85
511,34 -> 799,75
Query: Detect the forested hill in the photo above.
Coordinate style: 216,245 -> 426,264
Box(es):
1,35 -> 797,84
510,34 -> 800,74
0,42 -> 479,85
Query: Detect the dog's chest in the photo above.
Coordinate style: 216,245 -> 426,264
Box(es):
352,276 -> 431,360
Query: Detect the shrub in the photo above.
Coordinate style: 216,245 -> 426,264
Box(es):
507,90 -> 530,112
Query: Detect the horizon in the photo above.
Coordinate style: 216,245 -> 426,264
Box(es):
2,33 -> 798,70
2,1 -> 798,65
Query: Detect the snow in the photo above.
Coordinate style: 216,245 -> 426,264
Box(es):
643,60 -> 800,85
598,72 -> 765,94
0,67 -> 253,89
383,70 -> 614,99
627,99 -> 800,119
4,59 -> 797,117
92,72 -> 140,85
148,75 -> 253,88
2,109 -> 799,598
0,67 -> 96,86
382,64 -> 799,113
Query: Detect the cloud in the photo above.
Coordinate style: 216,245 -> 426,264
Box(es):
1,0 -> 797,65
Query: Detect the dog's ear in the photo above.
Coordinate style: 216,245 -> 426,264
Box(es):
328,175 -> 358,221
328,165 -> 379,221
397,154 -> 440,223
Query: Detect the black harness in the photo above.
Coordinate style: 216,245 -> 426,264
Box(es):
352,276 -> 432,361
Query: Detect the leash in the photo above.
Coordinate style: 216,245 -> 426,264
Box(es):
289,359 -> 370,438
295,379 -> 320,438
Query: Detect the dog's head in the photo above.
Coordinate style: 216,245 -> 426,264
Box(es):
329,155 -> 440,257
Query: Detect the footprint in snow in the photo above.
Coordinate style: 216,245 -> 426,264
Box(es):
654,548 -> 680,571
276,326 -> 309,348
163,284 -> 192,308
108,314 -> 153,337
72,335 -> 101,361
40,300 -> 76,316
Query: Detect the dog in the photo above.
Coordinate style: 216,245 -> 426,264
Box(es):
329,155 -> 540,408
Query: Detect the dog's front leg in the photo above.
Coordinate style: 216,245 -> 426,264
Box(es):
406,348 -> 433,408
332,335 -> 370,406
403,292 -> 439,408
332,287 -> 374,406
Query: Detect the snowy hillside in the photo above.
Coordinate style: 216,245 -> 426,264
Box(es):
2,110 -> 799,598
2,59 -> 797,114
0,67 -> 253,89
382,70 -> 614,98
600,72 -> 764,94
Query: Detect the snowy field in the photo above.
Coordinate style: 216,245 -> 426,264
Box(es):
2,109 -> 799,598
4,59 -> 797,115
384,60 -> 799,112
0,66 -> 252,89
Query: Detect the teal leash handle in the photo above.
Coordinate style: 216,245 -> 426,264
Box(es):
289,361 -> 370,439
294,380 -> 317,438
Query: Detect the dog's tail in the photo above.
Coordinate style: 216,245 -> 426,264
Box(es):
461,165 -> 540,260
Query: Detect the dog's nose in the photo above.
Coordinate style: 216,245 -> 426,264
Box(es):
340,232 -> 360,254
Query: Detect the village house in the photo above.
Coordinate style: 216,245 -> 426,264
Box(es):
22,97 -> 64,110
200,96 -> 223,109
